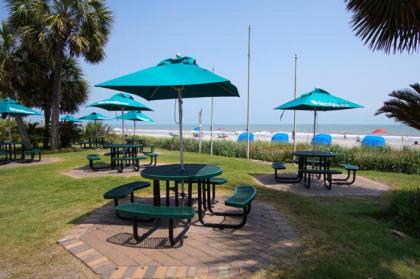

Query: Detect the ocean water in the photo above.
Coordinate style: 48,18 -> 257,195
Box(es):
110,123 -> 419,137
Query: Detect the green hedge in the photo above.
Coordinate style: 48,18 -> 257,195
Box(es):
138,136 -> 420,175
386,188 -> 420,239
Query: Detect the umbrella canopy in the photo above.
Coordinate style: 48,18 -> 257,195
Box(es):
88,93 -> 152,141
372,129 -> 386,134
0,98 -> 39,116
115,111 -> 153,137
78,112 -> 111,121
96,56 -> 239,100
275,88 -> 363,111
60,115 -> 81,123
275,88 -> 363,149
115,111 -> 154,122
96,55 -> 239,171
88,93 -> 152,111
79,112 -> 111,139
0,98 -> 40,141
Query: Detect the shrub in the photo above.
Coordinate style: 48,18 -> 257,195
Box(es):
83,122 -> 113,138
59,122 -> 83,148
386,188 -> 420,239
136,136 -> 420,175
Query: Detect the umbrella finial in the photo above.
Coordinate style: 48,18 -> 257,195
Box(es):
176,53 -> 182,58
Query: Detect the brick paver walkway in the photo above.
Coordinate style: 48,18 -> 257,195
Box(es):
59,197 -> 298,278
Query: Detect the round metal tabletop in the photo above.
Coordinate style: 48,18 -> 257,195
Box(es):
141,164 -> 223,181
291,150 -> 336,157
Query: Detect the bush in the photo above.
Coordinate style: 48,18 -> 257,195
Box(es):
386,188 -> 420,238
83,122 -> 113,138
60,122 -> 83,148
137,136 -> 420,175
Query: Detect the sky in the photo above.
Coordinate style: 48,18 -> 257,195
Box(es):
1,0 -> 419,126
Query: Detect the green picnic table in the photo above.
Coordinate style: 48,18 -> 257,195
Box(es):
141,164 -> 223,207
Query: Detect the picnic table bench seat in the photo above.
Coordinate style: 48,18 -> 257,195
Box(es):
143,152 -> 159,166
79,140 -> 90,149
201,185 -> 256,229
113,155 -> 147,173
104,181 -> 150,206
272,161 -> 301,183
86,154 -> 110,171
332,163 -> 359,185
300,168 -> 342,190
22,148 -> 42,162
116,203 -> 195,246
206,177 -> 227,205
0,149 -> 9,164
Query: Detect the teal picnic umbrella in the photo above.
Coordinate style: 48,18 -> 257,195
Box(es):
88,93 -> 152,141
115,111 -> 153,136
60,115 -> 81,123
274,88 -> 363,148
96,55 -> 239,169
0,98 -> 40,141
78,112 -> 111,138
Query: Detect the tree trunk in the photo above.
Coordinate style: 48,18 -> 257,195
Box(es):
50,45 -> 64,151
8,93 -> 31,149
43,106 -> 51,149
15,116 -> 32,149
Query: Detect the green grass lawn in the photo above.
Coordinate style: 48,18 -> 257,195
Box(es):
0,149 -> 419,278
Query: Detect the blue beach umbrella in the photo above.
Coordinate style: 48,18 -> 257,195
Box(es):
0,98 -> 40,141
96,55 -> 239,169
115,111 -> 153,136
238,132 -> 254,142
311,133 -> 332,145
362,135 -> 385,148
275,88 -> 363,148
271,133 -> 289,143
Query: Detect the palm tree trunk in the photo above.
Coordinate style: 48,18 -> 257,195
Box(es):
43,106 -> 51,149
7,93 -> 31,149
15,116 -> 32,149
50,45 -> 64,151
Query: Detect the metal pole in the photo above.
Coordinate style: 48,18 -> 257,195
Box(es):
198,109 -> 202,153
246,25 -> 251,160
121,108 -> 125,143
8,115 -> 12,141
210,67 -> 215,156
177,89 -> 184,170
293,55 -> 298,153
313,108 -> 317,151
133,120 -> 136,137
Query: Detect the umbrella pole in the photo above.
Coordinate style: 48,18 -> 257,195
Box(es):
246,25 -> 251,160
210,97 -> 214,156
313,109 -> 317,151
210,67 -> 215,156
177,89 -> 184,170
8,115 -> 12,141
121,108 -> 125,143
292,55 -> 298,155
133,121 -> 136,137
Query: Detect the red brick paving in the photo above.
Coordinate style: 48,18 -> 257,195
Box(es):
59,197 -> 299,278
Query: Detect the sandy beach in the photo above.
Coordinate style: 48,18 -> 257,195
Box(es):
114,127 -> 420,149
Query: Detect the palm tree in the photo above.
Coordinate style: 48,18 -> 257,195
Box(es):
8,0 -> 113,150
19,56 -> 89,148
376,84 -> 420,130
0,20 -> 32,147
346,0 -> 420,53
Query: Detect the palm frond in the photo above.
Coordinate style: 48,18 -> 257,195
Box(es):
376,83 -> 420,130
346,0 -> 420,53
